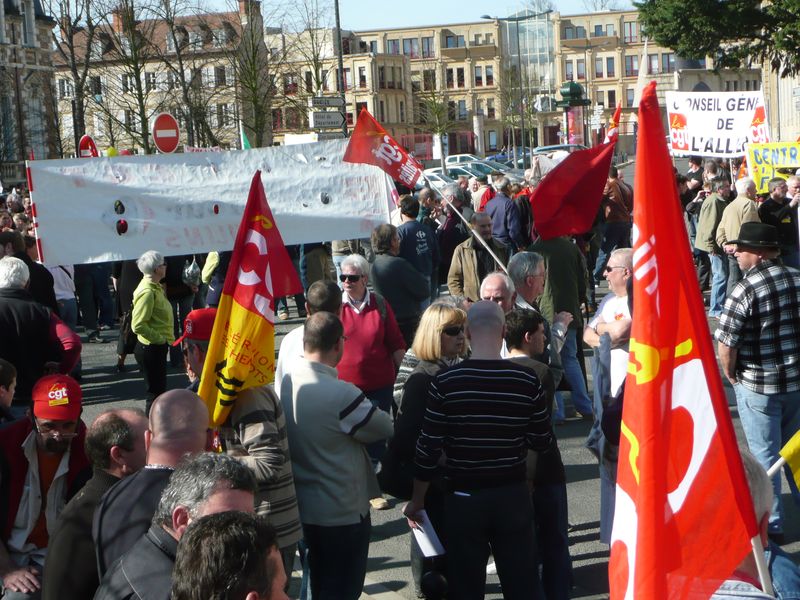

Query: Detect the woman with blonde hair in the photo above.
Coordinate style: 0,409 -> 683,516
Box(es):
384,302 -> 468,596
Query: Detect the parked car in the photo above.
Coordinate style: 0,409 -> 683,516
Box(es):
445,153 -> 482,165
486,147 -> 532,162
419,170 -> 456,192
461,162 -> 525,184
531,144 -> 588,155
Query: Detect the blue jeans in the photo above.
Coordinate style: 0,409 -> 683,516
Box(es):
592,221 -> 631,282
444,482 -> 541,600
555,329 -> 593,420
708,253 -> 729,317
767,540 -> 800,600
532,483 -> 572,600
734,384 -> 800,534
302,514 -> 371,600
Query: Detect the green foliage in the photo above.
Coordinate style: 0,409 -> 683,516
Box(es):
635,0 -> 800,76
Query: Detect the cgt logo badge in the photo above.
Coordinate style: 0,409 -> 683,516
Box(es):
47,384 -> 71,407
669,113 -> 689,150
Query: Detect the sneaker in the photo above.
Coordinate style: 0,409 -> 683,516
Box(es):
98,324 -> 112,331
278,311 -> 290,321
87,330 -> 106,343
486,561 -> 497,575
370,497 -> 389,510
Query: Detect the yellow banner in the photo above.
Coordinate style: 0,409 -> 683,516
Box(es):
746,142 -> 800,193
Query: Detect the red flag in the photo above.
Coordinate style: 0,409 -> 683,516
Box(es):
197,171 -> 302,425
529,141 -> 615,240
604,105 -> 622,144
343,108 -> 422,188
608,82 -> 757,599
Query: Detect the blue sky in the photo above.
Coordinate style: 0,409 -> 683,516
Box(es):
208,0 -> 634,30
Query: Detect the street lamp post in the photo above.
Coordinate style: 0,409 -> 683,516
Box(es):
481,9 -> 551,169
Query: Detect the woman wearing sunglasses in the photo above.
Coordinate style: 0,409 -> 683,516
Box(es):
386,302 -> 468,596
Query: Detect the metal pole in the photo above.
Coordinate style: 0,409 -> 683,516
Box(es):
333,0 -> 348,137
516,20 -> 526,170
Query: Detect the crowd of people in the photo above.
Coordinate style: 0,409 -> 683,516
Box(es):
0,157 -> 800,600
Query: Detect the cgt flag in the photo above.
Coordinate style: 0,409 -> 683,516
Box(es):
609,81 -> 757,599
343,108 -> 422,188
529,141 -> 616,240
197,171 -> 302,426
604,106 -> 623,144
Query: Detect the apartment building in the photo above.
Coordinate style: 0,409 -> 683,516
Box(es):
0,0 -> 59,179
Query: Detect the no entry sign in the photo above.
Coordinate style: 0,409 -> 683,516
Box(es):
78,134 -> 98,158
151,112 -> 180,153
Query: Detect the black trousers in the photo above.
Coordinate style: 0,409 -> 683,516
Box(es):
134,342 -> 168,414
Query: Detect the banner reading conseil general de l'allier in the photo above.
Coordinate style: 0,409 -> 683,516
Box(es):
666,91 -> 770,158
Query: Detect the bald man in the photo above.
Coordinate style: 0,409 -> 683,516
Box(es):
93,389 -> 209,577
42,409 -> 148,600
405,301 -> 553,599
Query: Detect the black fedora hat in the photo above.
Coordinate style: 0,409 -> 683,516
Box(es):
728,222 -> 781,248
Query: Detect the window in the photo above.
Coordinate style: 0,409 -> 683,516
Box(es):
369,40 -> 377,53
458,100 -> 467,120
595,58 -> 604,78
423,69 -> 436,91
563,26 -> 574,40
356,102 -> 368,119
121,74 -> 137,93
189,31 -> 203,48
485,32 -> 493,44
399,101 -> 405,122
216,104 -> 231,127
594,24 -> 604,37
90,76 -> 102,96
379,100 -> 385,121
606,24 -> 616,36
358,66 -> 367,88
456,67 -> 465,88
565,61 -> 574,81
284,74 -> 299,95
648,53 -> 659,74
378,66 -> 385,89
304,71 -> 313,93
124,109 -> 135,132
625,55 -> 639,77
337,68 -> 352,91
20,0 -> 34,46
402,38 -> 419,58
272,108 -> 284,131
446,68 -> 454,89
661,53 -> 675,73
626,88 -> 635,107
577,59 -> 585,80
346,112 -> 354,126
473,33 -> 482,45
623,21 -> 638,43
387,39 -> 400,54
487,99 -> 495,119
476,99 -> 484,116
58,79 -> 73,99
447,101 -> 456,121
488,130 -> 497,150
474,66 -> 483,86
576,26 -> 586,38
394,66 -> 403,89
145,72 -> 157,92
445,35 -> 465,48
608,90 -> 617,108
485,65 -> 494,86
214,66 -> 227,87
606,57 -> 615,77
422,36 -> 434,58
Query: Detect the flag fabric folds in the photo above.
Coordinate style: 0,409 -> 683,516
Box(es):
604,106 -> 623,144
240,122 -> 252,150
529,141 -> 616,240
343,108 -> 422,188
197,171 -> 302,426
608,81 -> 757,599
779,429 -> 800,490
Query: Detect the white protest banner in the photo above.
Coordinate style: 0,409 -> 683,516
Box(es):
666,91 -> 770,158
28,139 -> 395,266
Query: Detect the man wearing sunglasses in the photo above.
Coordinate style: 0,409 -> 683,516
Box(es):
0,374 -> 90,599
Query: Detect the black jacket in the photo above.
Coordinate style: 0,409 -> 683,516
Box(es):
369,254 -> 430,321
14,252 -> 58,314
0,287 -> 60,403
93,526 -> 177,600
42,469 -> 121,600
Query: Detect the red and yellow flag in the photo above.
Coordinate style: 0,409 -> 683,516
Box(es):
609,82 -> 757,599
604,105 -> 623,144
197,171 -> 302,426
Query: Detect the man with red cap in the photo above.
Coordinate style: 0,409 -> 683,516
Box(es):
0,374 -> 90,599
175,308 -> 302,586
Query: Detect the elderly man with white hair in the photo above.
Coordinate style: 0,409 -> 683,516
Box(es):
716,177 -> 761,294
484,176 -> 526,252
0,257 -> 80,416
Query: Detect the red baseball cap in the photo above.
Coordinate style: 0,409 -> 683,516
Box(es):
173,308 -> 217,346
32,374 -> 82,421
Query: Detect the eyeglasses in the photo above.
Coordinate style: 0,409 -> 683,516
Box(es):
604,265 -> 627,273
339,274 -> 362,283
442,325 -> 464,337
34,419 -> 78,439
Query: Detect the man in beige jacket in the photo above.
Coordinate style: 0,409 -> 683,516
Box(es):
447,212 -> 509,302
716,177 -> 760,294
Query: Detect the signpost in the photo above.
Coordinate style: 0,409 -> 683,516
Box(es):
151,112 -> 181,153
316,131 -> 347,140
309,96 -> 346,109
310,111 -> 346,129
78,134 -> 99,158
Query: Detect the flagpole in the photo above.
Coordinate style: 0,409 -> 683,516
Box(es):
751,536 -> 774,596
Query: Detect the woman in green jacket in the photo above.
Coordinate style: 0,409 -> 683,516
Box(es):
131,250 -> 174,414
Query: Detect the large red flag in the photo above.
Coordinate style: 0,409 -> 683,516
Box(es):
608,81 -> 757,599
343,108 -> 422,188
197,171 -> 302,425
529,141 -> 615,240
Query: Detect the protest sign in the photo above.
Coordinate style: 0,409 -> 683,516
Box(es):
666,91 -> 770,157
27,139 -> 395,266
746,142 -> 800,193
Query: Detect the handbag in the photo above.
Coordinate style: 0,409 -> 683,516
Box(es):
182,256 -> 201,287
119,308 -> 137,354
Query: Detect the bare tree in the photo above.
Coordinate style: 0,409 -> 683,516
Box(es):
526,0 -> 555,13
411,61 -> 457,169
581,0 -> 621,12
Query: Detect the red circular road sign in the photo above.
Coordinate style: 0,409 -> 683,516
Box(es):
78,134 -> 98,158
151,112 -> 180,153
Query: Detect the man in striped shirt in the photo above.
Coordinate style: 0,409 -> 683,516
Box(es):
404,301 -> 553,600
